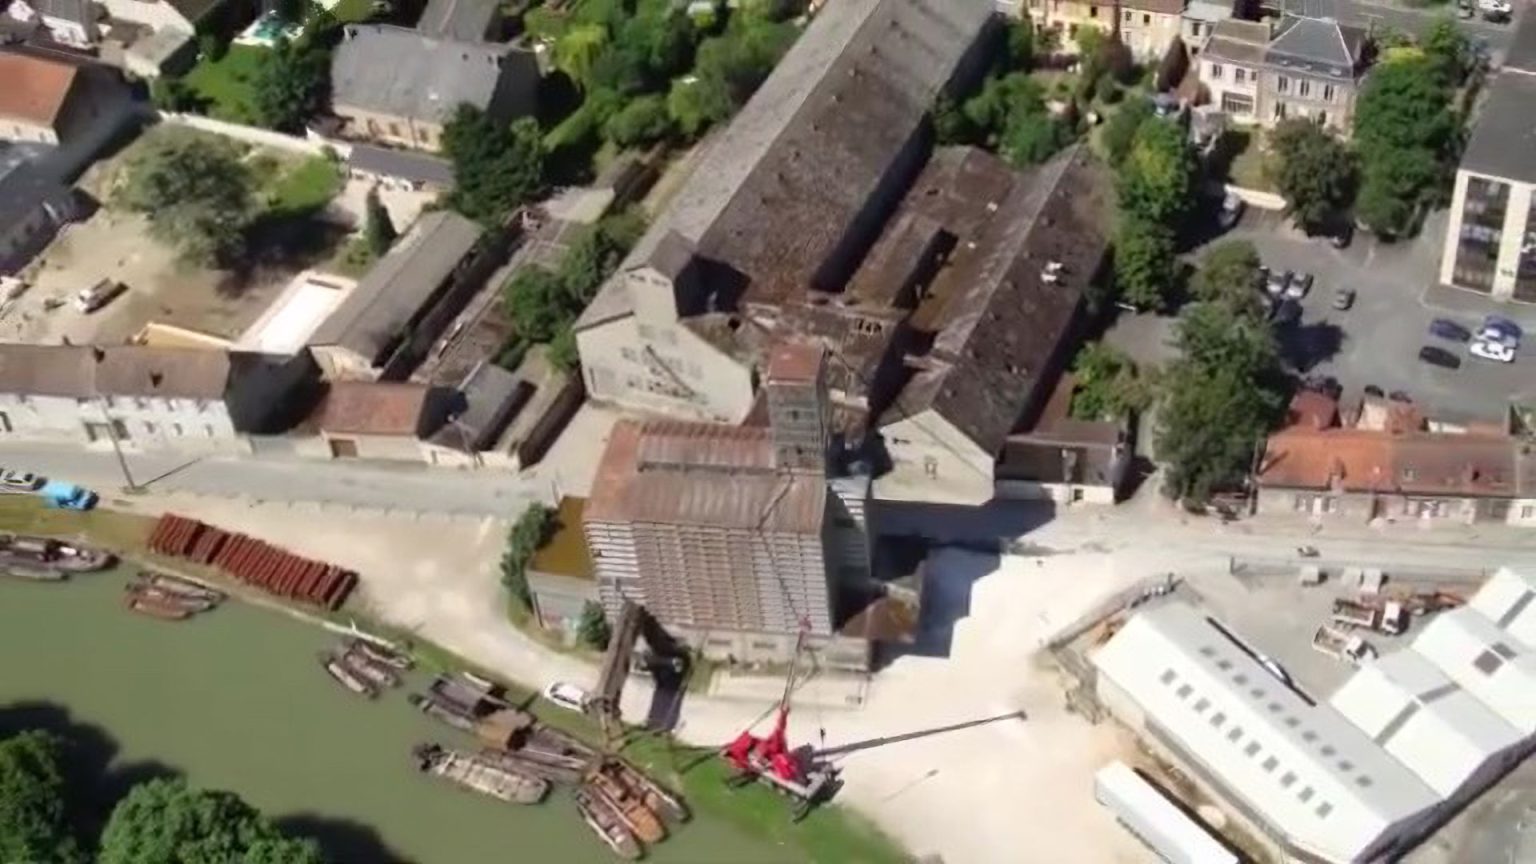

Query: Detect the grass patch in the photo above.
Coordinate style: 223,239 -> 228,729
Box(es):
262,153 -> 343,218
184,44 -> 266,123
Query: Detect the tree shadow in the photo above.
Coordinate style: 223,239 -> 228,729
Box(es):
274,813 -> 416,864
0,701 -> 179,848
1277,320 -> 1346,373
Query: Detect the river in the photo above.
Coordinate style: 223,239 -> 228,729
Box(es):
0,570 -> 796,864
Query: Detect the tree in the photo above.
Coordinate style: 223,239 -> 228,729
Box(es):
1189,240 -> 1261,313
1118,117 -> 1197,227
547,324 -> 580,372
0,731 -> 81,864
115,128 -> 257,266
363,187 -> 396,258
442,108 -> 545,225
1069,342 -> 1151,421
932,92 -> 975,146
603,94 -> 674,147
554,24 -> 610,90
504,267 -> 570,343
198,33 -> 225,62
501,503 -> 555,609
1005,15 -> 1034,71
1154,302 -> 1285,503
1421,16 -> 1467,87
1100,97 -> 1151,167
1113,216 -> 1177,311
150,76 -> 200,113
1352,54 -> 1458,237
1001,108 -> 1068,167
667,75 -> 733,138
577,601 -> 612,650
99,778 -> 321,864
1268,119 -> 1355,233
250,37 -> 329,132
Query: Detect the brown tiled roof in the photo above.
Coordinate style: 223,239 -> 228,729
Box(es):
1257,428 -> 1519,497
0,344 -> 231,399
1287,390 -> 1340,431
0,52 -> 78,127
765,340 -> 824,384
879,146 -> 1112,455
312,381 -> 429,436
585,420 -> 825,533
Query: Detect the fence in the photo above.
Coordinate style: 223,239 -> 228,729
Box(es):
157,111 -> 349,158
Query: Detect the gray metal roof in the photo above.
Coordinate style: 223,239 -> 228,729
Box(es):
432,359 -> 528,452
309,211 -> 483,363
0,160 -> 71,241
347,143 -> 455,187
330,24 -> 531,123
1264,16 -> 1364,81
1461,73 -> 1536,184
416,0 -> 499,42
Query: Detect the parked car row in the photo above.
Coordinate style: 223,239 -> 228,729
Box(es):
1419,315 -> 1522,369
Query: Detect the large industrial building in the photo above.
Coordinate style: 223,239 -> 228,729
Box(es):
1094,569 -> 1536,863
582,342 -> 875,670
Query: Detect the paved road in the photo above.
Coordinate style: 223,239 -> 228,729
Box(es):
0,443 -> 547,516
1280,0 -> 1519,51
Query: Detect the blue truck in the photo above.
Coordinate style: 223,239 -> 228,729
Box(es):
37,481 -> 97,511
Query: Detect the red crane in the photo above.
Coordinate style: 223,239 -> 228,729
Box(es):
720,628 -> 838,821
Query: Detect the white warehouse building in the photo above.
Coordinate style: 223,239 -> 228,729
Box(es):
1095,571 -> 1536,864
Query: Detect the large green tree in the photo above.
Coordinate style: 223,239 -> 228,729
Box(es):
1188,239 -> 1261,314
442,108 -> 545,225
99,778 -> 322,864
1069,342 -> 1152,421
115,128 -> 257,266
1113,216 -> 1178,311
1269,119 -> 1355,233
249,37 -> 329,133
363,187 -> 397,258
603,94 -> 674,147
1100,97 -> 1151,167
1352,53 -> 1459,237
1118,118 -> 1197,228
501,503 -> 555,609
0,731 -> 81,864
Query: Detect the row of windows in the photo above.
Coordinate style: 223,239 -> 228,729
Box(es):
1206,64 -> 1340,101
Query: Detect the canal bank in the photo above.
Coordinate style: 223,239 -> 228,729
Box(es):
0,570 -> 798,864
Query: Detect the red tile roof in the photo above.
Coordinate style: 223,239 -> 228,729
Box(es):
0,52 -> 78,127
312,381 -> 429,437
1258,428 -> 1518,497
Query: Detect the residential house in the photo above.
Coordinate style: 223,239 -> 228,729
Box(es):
330,24 -> 539,152
1438,14 -> 1536,302
6,0 -> 99,48
1011,0 -> 1187,62
583,343 -> 877,670
0,50 -> 119,144
302,380 -> 454,461
1181,0 -> 1233,56
0,162 -> 77,274
1254,389 -> 1536,526
416,0 -> 500,41
0,345 -> 316,452
308,211 -> 492,381
1198,15 -> 1367,133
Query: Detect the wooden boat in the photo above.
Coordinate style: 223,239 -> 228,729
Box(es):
478,747 -> 583,785
141,571 -> 225,603
408,693 -> 477,732
350,639 -> 412,670
413,743 -> 548,805
126,584 -> 216,614
506,742 -> 590,782
339,647 -> 400,689
0,535 -> 112,571
4,564 -> 66,582
574,782 -> 642,861
525,725 -> 599,761
320,653 -> 378,699
123,590 -> 191,621
602,758 -> 690,825
587,766 -> 666,844
429,674 -> 513,716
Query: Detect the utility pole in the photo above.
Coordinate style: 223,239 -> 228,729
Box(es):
97,397 -> 138,492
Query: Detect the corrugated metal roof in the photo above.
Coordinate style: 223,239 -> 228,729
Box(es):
1412,608 -> 1536,732
1329,651 -> 1523,797
585,420 -> 824,533
1468,567 -> 1536,649
1093,602 -> 1440,863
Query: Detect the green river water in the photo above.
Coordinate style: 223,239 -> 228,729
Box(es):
0,571 -> 798,864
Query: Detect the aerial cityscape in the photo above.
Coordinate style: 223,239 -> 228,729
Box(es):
0,0 -> 1534,860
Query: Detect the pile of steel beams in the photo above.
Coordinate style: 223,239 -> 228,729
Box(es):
147,514 -> 356,610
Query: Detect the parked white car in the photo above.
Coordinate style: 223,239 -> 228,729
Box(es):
541,681 -> 592,713
1469,339 -> 1516,363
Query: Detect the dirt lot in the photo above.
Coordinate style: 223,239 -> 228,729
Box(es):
4,130 -> 350,347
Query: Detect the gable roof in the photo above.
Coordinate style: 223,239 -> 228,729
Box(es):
1412,608 -> 1536,732
0,50 -> 78,127
1202,19 -> 1270,65
309,211 -> 483,365
416,0 -> 499,41
430,360 -> 528,452
311,380 -> 431,436
1468,568 -> 1536,649
1264,16 -> 1365,80
330,24 -> 532,123
0,344 -> 233,399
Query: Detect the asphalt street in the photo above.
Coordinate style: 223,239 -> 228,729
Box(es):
0,443 -> 547,516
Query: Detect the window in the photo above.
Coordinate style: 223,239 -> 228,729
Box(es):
1191,22 -> 1202,36
1299,787 -> 1314,803
1208,62 -> 1224,80
1323,84 -> 1336,101
172,423 -> 183,436
1089,4 -> 1098,17
1274,102 -> 1288,120
1280,772 -> 1297,788
1277,75 -> 1291,94
1124,8 -> 1132,20
1177,684 -> 1193,698
1142,13 -> 1150,23
1227,727 -> 1242,742
1298,79 -> 1311,97
1522,506 -> 1535,519
1317,802 -> 1334,818
1160,669 -> 1177,684
1194,698 -> 1211,713
1262,756 -> 1279,772
1244,741 -> 1261,757
1210,712 -> 1226,727
142,422 -> 156,434
1456,176 -> 1511,294
1234,67 -> 1247,84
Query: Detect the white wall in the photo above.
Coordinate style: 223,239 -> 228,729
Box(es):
576,314 -> 755,423
875,411 -> 996,505
0,392 -> 241,452
98,0 -> 191,32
